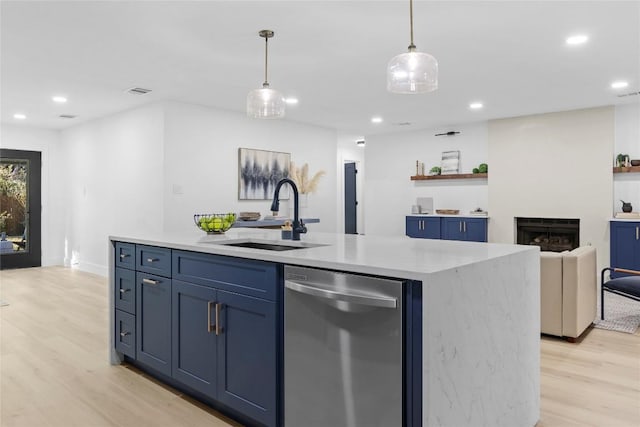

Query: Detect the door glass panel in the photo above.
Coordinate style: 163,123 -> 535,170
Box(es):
0,159 -> 29,255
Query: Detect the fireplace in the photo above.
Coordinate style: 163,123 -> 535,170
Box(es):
516,217 -> 580,252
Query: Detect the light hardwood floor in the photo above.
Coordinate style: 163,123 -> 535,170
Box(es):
1,267 -> 639,427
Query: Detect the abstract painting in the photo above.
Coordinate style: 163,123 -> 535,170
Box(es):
238,148 -> 290,200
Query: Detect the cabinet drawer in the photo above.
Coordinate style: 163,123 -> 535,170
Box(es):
136,245 -> 171,277
172,250 -> 279,301
115,267 -> 136,314
115,309 -> 136,359
115,242 -> 135,270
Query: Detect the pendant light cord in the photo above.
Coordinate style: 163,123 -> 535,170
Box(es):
264,36 -> 269,87
408,0 -> 416,50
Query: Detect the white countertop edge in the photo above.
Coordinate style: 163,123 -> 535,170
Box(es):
109,229 -> 535,281
610,217 -> 640,222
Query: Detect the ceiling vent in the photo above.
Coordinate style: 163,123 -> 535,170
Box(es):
125,87 -> 152,95
617,91 -> 639,98
59,114 -> 77,119
392,122 -> 412,126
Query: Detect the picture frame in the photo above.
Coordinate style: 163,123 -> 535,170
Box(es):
238,148 -> 291,200
441,150 -> 460,175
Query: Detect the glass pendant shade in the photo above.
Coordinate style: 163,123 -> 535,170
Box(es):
247,84 -> 286,119
387,49 -> 438,94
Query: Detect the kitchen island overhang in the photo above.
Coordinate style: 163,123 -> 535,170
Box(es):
109,228 -> 540,427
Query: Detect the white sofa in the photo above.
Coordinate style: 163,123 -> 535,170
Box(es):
540,246 -> 597,341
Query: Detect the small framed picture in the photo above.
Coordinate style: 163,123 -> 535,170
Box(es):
441,150 -> 460,175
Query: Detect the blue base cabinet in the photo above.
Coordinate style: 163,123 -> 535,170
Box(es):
113,242 -> 280,427
172,280 -> 218,397
610,221 -> 640,278
406,216 -> 441,239
441,217 -> 488,242
407,216 -> 487,242
217,289 -> 277,425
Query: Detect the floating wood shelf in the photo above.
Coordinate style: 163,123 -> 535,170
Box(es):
411,173 -> 488,181
613,166 -> 640,173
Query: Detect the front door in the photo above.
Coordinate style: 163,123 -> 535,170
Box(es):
0,149 -> 41,269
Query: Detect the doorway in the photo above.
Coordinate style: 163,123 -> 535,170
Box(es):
344,162 -> 357,234
0,149 -> 42,269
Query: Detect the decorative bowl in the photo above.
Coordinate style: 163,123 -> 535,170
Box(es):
194,213 -> 237,234
436,209 -> 460,215
630,159 -> 640,166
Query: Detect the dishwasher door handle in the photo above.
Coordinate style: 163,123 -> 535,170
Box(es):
285,280 -> 397,308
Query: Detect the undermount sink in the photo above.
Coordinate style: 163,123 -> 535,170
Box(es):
204,239 -> 327,251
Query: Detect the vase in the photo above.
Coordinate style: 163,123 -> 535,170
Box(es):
299,193 -> 309,219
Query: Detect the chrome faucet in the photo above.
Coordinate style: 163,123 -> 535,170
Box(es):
271,178 -> 307,241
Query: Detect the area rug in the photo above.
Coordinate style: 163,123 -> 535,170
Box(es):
594,293 -> 640,334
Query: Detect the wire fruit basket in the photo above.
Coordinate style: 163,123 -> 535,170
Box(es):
194,213 -> 237,234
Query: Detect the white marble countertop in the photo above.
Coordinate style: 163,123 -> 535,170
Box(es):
610,217 -> 640,222
109,228 -> 534,280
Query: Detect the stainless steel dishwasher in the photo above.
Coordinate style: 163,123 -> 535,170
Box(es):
284,265 -> 403,427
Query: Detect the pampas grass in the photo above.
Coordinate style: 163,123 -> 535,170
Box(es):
290,162 -> 325,194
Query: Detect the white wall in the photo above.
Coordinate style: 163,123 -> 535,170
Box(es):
364,123 -> 489,237
0,124 -> 62,266
488,106 -> 614,274
162,101 -> 338,234
614,102 -> 640,213
56,104 -> 165,276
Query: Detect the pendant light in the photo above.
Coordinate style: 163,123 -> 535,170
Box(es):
387,0 -> 438,94
247,30 -> 286,119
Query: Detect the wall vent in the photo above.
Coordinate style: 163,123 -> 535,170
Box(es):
617,91 -> 639,98
125,87 -> 152,95
59,114 -> 77,119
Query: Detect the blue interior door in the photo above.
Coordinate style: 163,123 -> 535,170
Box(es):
344,162 -> 357,234
0,149 -> 41,269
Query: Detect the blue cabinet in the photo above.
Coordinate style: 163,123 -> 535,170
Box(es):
442,217 -> 487,242
172,279 -> 218,397
136,271 -> 172,376
217,289 -> 277,426
406,216 -> 440,239
114,244 -> 281,427
171,251 -> 280,427
407,216 -> 487,242
610,221 -> 640,277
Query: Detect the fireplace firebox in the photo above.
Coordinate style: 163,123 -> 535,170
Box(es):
516,217 -> 580,252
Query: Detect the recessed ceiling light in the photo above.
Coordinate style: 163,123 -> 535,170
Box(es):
611,81 -> 629,89
285,98 -> 299,105
371,116 -> 383,124
566,35 -> 588,45
52,96 -> 67,103
13,113 -> 26,120
469,102 -> 483,110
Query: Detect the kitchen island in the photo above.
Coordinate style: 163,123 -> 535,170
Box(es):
109,228 -> 539,427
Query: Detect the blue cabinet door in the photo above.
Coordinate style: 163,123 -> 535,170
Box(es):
216,290 -> 277,427
441,218 -> 465,241
422,217 -> 441,239
464,218 -> 488,242
136,272 -> 172,376
406,217 -> 422,238
172,280 -> 218,397
406,216 -> 441,239
610,221 -> 640,277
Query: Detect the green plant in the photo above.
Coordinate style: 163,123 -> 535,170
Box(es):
429,166 -> 441,175
616,153 -> 628,167
478,163 -> 488,173
0,211 -> 10,232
